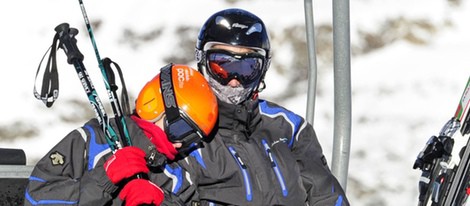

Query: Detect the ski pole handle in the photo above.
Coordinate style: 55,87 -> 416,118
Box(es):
54,23 -> 84,64
54,22 -> 122,151
54,23 -> 148,184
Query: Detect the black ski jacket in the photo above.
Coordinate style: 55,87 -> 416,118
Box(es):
24,98 -> 349,206
155,99 -> 349,205
24,115 -> 171,206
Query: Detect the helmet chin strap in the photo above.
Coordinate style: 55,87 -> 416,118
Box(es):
250,80 -> 266,100
256,80 -> 266,93
251,91 -> 259,100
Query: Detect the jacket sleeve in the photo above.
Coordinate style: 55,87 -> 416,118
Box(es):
152,160 -> 200,205
24,124 -> 117,205
293,123 -> 350,206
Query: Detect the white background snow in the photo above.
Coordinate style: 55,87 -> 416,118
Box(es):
1,0 -> 470,205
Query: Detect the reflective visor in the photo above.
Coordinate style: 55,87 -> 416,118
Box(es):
165,112 -> 202,141
206,49 -> 265,86
164,112 -> 204,148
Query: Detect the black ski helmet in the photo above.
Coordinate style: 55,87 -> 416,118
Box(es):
195,8 -> 271,95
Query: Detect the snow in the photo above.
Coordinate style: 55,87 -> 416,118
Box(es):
1,0 -> 470,205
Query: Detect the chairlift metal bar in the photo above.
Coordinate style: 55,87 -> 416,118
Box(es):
304,0 -> 318,125
331,0 -> 352,190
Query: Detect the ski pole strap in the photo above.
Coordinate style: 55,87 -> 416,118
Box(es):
102,57 -> 132,147
102,57 -> 131,116
33,33 -> 60,108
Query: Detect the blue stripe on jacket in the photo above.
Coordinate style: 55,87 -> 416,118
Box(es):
259,100 -> 303,148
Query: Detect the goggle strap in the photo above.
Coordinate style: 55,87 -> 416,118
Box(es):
159,63 -> 180,124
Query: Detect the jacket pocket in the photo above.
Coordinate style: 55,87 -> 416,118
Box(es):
262,139 -> 288,197
227,146 -> 253,202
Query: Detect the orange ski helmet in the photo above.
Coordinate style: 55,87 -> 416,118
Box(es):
135,64 -> 218,138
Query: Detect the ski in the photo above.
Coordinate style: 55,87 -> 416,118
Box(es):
414,76 -> 470,206
459,79 -> 470,136
440,76 -> 470,205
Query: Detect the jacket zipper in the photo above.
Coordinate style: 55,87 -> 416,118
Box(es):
262,139 -> 288,196
228,146 -> 253,201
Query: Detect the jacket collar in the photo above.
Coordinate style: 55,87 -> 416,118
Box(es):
217,98 -> 261,135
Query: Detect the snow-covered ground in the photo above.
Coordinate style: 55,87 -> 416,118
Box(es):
1,0 -> 470,205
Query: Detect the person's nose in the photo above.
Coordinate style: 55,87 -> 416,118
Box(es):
227,79 -> 241,87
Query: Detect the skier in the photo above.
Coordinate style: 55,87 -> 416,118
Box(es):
153,8 -> 350,205
24,64 -> 218,205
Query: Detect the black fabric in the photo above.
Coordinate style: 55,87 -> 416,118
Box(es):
0,148 -> 26,165
216,98 -> 260,136
176,98 -> 349,205
159,63 -> 180,124
0,178 -> 28,205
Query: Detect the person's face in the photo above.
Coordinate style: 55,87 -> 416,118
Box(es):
210,44 -> 257,88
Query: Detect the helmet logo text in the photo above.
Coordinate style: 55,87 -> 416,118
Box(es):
161,68 -> 177,108
176,67 -> 187,88
232,23 -> 248,29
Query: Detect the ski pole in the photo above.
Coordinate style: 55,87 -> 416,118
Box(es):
54,23 -> 122,151
53,23 -> 173,201
77,0 -> 132,147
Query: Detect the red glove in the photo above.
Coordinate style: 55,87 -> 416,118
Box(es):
104,146 -> 149,184
131,115 -> 178,160
119,179 -> 164,206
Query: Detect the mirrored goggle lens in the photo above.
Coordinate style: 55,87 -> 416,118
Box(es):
166,117 -> 202,143
207,52 -> 264,85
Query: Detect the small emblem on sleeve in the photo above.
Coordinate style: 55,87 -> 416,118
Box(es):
50,151 -> 65,166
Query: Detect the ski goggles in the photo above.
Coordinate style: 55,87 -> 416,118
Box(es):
159,64 -> 204,150
164,111 -> 204,148
205,49 -> 266,86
